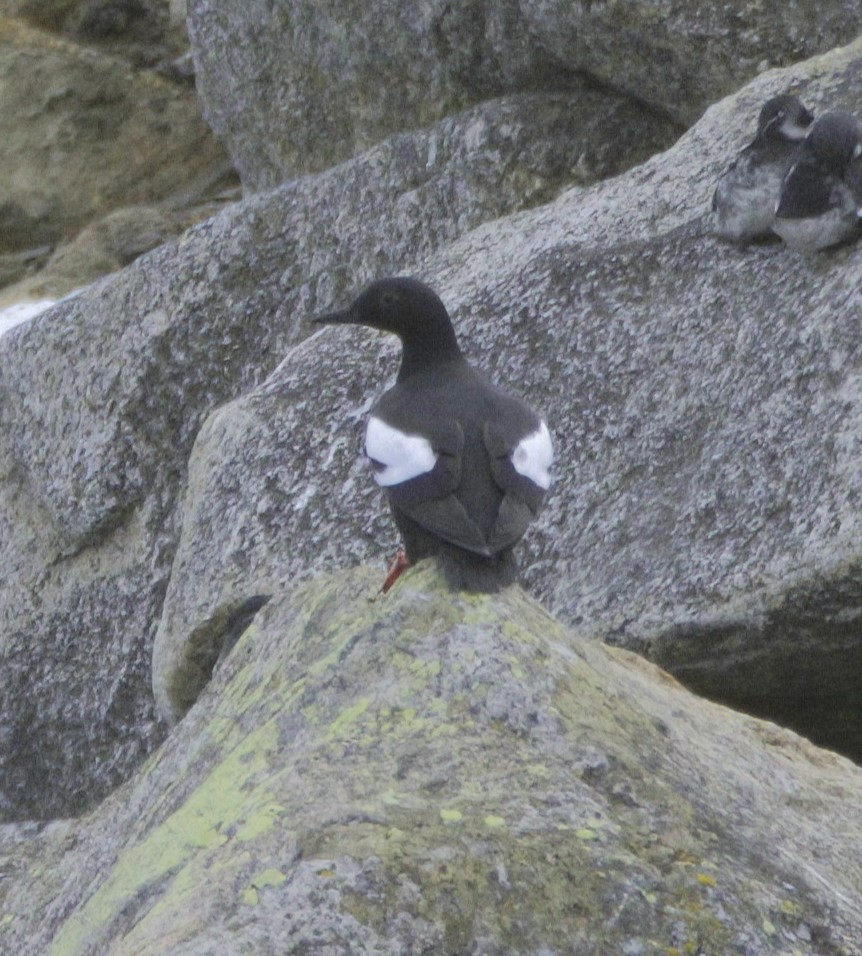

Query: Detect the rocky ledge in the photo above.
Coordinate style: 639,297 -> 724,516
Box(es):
2,563 -> 861,954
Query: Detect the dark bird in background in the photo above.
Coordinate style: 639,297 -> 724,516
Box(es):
314,277 -> 553,593
712,93 -> 814,243
773,110 -> 862,253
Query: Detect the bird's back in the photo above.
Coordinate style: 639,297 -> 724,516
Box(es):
370,361 -> 546,591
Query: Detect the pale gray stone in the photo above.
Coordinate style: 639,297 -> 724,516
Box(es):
5,564 -> 862,954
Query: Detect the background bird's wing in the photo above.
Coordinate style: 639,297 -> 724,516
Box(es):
777,158 -> 834,217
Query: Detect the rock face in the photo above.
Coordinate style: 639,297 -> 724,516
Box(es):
188,0 -> 861,185
186,0 -> 684,187
0,89 -> 628,820
1,0 -> 862,856
0,205 -> 179,305
4,564 -> 862,954
2,0 -> 168,44
0,16 -> 229,254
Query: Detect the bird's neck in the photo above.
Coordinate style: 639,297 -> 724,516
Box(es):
396,327 -> 463,383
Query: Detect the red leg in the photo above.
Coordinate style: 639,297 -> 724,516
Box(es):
381,550 -> 410,594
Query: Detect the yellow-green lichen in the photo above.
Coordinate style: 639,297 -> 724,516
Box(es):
407,657 -> 442,680
241,867 -> 287,906
47,718 -> 282,956
326,697 -> 372,740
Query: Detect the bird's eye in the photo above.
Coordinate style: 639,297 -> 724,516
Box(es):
380,290 -> 398,310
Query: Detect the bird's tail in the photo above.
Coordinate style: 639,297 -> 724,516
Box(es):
434,547 -> 517,594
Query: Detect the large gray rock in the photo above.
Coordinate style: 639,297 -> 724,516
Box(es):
0,16 -> 228,254
153,39 -> 862,765
187,0 -> 861,186
0,92 -> 613,820
520,0 -> 862,126
187,0 -> 684,187
4,564 -> 862,954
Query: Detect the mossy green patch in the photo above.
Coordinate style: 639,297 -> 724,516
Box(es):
407,657 -> 442,680
235,803 -> 286,841
241,866 -> 288,906
327,697 -> 373,740
337,822 -> 602,951
47,718 -> 282,956
306,631 -> 364,679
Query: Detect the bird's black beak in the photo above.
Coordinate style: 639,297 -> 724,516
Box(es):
312,306 -> 355,326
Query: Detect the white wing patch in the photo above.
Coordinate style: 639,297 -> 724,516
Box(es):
511,421 -> 553,490
781,117 -> 811,141
365,416 -> 437,487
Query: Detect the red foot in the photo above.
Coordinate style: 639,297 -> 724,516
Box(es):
381,550 -> 410,594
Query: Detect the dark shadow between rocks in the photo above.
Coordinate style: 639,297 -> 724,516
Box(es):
164,594 -> 272,723
645,570 -> 862,764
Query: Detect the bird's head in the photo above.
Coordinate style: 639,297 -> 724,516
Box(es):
314,277 -> 455,341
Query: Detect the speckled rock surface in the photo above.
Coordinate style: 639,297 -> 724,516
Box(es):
187,0 -> 861,185
186,0 -> 687,187
5,564 -> 862,955
0,91 -> 626,820
519,0 -> 862,125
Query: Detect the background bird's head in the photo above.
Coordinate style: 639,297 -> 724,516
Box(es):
805,111 -> 862,174
756,93 -> 813,143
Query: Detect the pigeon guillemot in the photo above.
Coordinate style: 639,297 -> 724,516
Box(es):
712,93 -> 814,243
773,110 -> 862,253
314,277 -> 553,593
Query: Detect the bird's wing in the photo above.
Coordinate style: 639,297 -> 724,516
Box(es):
366,415 -> 491,555
776,158 -> 834,217
482,419 -> 553,553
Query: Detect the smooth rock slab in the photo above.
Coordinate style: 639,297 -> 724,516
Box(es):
5,564 -> 862,954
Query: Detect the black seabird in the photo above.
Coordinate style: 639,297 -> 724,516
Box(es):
712,93 -> 814,243
314,277 -> 553,593
774,111 -> 862,253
